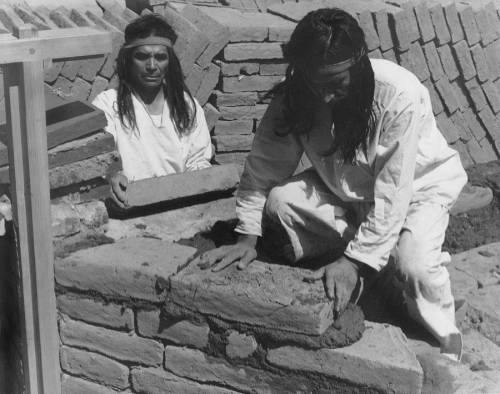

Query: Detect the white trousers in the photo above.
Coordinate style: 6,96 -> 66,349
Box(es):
264,170 -> 461,355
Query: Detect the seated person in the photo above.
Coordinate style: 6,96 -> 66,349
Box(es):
92,14 -> 212,208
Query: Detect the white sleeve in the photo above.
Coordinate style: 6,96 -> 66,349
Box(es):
235,96 -> 304,236
92,90 -> 118,140
344,86 -> 429,271
185,99 -> 213,171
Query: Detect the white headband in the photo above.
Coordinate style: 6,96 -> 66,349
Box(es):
123,36 -> 172,49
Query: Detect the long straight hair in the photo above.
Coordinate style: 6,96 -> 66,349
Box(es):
115,14 -> 196,133
273,8 -> 376,164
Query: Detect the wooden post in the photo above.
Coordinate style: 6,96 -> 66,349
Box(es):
0,26 -> 112,394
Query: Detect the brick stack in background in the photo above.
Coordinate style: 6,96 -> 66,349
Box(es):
1,0 -> 500,199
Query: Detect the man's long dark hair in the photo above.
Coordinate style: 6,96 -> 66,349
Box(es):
116,14 -> 196,133
275,8 -> 375,164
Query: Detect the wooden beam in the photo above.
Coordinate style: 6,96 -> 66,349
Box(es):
3,60 -> 61,394
0,27 -> 111,63
126,164 -> 239,207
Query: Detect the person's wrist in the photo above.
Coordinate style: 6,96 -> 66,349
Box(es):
343,253 -> 375,278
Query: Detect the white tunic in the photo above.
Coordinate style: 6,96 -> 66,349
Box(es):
92,89 -> 212,182
235,58 -> 467,271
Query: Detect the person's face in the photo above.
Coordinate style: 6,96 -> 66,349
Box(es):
129,44 -> 169,91
303,67 -> 351,107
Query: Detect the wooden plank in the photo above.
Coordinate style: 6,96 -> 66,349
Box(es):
126,164 -> 239,207
4,59 -> 61,393
0,27 -> 111,63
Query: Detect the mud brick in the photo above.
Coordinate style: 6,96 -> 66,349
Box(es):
423,80 -> 444,115
451,110 -> 473,141
435,78 -> 460,114
219,104 -> 268,121
382,48 -> 397,63
44,60 -> 64,84
222,75 -> 283,92
260,63 -> 288,76
470,44 -> 491,82
13,5 -> 50,30
467,138 -> 490,164
88,75 -> 110,103
465,78 -> 488,111
437,44 -> 460,81
436,112 -> 460,143
474,7 -> 496,46
49,10 -> 78,28
449,81 -> 467,111
368,48 -> 383,59
452,140 -> 473,167
194,62 -> 220,106
85,10 -> 122,33
31,7 -> 59,29
103,9 -> 128,31
203,103 -> 220,131
181,5 -> 230,68
358,10 -> 379,51
462,107 -> 486,140
399,42 -> 430,82
485,2 -> 500,39
443,2 -> 464,44
429,3 -> 451,45
224,43 -> 283,62
0,5 -> 27,32
215,152 -> 248,174
69,9 -> 96,27
220,62 -> 259,76
213,91 -> 258,107
478,138 -> 499,162
479,106 -> 500,141
374,10 -> 394,51
71,77 -> 92,102
389,8 -> 413,51
214,119 -> 254,135
185,64 -> 203,95
423,42 -> 445,82
61,60 -> 82,82
482,80 -> 500,113
398,2 -> 420,42
214,134 -> 254,152
267,15 -> 295,41
458,5 -> 481,46
414,1 -> 436,43
485,40 -> 500,81
78,56 -> 107,82
159,7 -> 209,72
126,164 -> 239,206
453,40 -> 476,81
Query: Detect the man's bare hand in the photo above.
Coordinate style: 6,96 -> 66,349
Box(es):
304,256 -> 360,316
109,173 -> 129,209
196,235 -> 258,272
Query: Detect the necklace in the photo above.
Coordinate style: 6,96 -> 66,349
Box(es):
135,93 -> 165,128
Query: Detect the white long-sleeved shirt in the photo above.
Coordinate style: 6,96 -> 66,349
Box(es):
92,89 -> 212,181
235,58 -> 467,271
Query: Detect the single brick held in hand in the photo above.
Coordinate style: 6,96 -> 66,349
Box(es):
452,40 -> 476,81
168,260 -> 337,336
55,238 -> 196,302
267,322 -> 423,394
126,164 -> 239,207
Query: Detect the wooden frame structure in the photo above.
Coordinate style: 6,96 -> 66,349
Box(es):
0,25 -> 111,394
